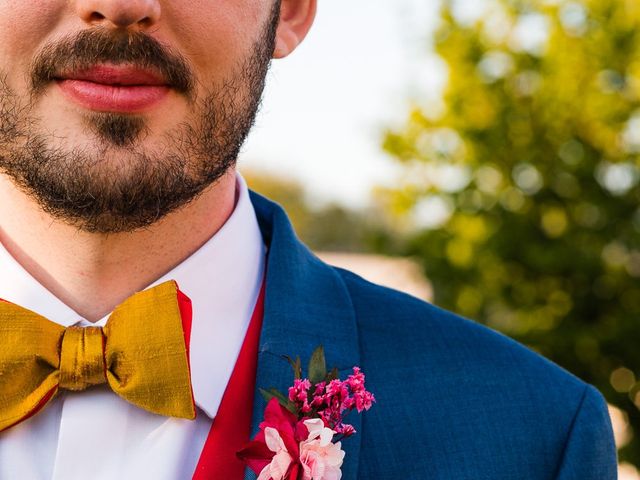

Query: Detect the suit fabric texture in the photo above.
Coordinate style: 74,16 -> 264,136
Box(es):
244,191 -> 617,480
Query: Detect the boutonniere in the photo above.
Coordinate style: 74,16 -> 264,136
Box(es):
237,346 -> 375,480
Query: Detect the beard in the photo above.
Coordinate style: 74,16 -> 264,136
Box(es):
0,5 -> 279,234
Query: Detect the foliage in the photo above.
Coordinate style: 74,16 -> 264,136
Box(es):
244,169 -> 386,252
382,0 -> 640,467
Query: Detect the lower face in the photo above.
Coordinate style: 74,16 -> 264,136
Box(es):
0,3 -> 280,233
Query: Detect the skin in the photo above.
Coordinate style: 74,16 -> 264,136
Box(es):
0,0 -> 317,321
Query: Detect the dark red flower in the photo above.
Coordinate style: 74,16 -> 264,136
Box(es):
237,399 -> 310,479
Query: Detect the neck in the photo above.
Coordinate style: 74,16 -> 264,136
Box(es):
0,171 -> 237,322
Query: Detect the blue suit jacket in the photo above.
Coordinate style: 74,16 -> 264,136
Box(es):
246,192 -> 617,480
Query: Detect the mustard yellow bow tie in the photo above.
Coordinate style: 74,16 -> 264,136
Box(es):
0,280 -> 196,432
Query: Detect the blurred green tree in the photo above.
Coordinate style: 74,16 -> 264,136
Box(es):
243,169 -> 384,252
382,0 -> 640,467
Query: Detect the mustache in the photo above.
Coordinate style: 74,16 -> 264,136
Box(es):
30,28 -> 195,98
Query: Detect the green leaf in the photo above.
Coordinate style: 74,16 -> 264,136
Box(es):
308,345 -> 327,384
326,367 -> 339,382
283,355 -> 302,380
259,388 -> 297,415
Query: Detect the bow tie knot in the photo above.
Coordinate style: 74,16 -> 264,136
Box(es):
59,326 -> 106,391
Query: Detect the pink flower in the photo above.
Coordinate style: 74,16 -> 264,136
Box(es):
346,367 -> 365,391
289,379 -> 313,413
354,390 -> 375,413
299,419 -> 345,480
313,382 -> 326,396
347,368 -> 375,413
289,379 -> 312,403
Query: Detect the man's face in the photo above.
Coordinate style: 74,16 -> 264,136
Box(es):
0,1 -> 281,233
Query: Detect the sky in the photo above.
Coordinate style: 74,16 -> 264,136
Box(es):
240,0 -> 444,208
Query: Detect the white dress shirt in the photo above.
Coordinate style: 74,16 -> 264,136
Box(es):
0,174 -> 266,480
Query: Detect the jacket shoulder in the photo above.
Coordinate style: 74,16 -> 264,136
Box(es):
335,266 -> 583,390
333,267 -> 615,479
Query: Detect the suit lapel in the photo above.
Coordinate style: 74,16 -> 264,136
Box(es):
244,191 -> 362,479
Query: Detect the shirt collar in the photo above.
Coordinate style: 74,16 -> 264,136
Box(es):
0,173 -> 265,419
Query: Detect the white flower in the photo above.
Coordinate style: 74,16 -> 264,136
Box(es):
299,419 -> 345,480
257,427 -> 294,480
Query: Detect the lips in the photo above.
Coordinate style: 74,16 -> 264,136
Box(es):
56,65 -> 171,113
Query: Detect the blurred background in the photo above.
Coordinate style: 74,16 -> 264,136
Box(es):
239,0 -> 640,475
